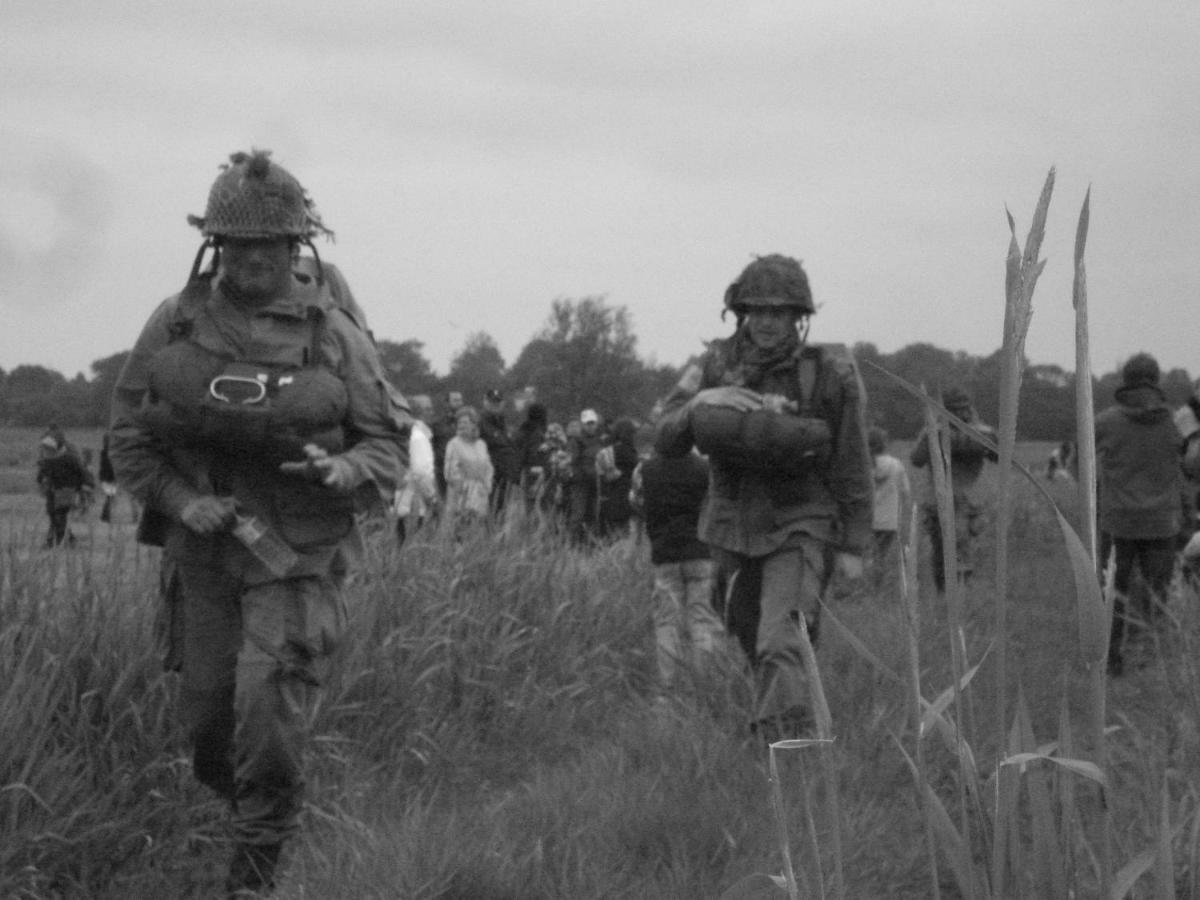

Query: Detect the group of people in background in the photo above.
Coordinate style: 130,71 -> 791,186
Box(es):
393,387 -> 643,546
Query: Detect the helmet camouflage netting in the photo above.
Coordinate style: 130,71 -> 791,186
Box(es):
187,149 -> 333,241
723,254 -> 814,316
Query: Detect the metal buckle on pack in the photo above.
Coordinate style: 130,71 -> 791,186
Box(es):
209,375 -> 268,405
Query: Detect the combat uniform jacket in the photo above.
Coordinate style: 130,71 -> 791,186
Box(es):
655,339 -> 873,558
1095,384 -> 1183,540
110,270 -> 409,580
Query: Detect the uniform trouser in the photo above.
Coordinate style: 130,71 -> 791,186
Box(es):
45,502 -> 73,546
924,500 -> 984,592
713,538 -> 829,722
174,555 -> 346,846
1101,534 -> 1176,663
651,558 -> 723,685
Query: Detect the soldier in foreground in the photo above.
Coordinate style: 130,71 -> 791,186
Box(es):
110,150 -> 408,896
655,254 -> 872,738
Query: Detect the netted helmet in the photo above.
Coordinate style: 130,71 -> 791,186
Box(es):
723,254 -> 814,317
187,149 -> 333,241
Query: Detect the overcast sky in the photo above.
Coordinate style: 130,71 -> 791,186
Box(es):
3,1 -> 1197,389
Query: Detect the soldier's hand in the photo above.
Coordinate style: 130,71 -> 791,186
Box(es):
179,496 -> 235,534
280,443 -> 357,492
692,386 -> 763,413
835,552 -> 865,582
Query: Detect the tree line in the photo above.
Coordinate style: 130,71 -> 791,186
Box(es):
1,295 -> 1190,440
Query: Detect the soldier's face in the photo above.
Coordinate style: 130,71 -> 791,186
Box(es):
220,237 -> 294,303
745,306 -> 798,350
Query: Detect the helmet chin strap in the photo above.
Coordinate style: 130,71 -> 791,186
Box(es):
187,239 -> 218,282
301,238 -> 325,285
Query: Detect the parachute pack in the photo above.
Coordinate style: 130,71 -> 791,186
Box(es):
690,344 -> 837,475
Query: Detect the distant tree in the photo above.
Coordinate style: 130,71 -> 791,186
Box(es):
508,296 -> 651,423
376,339 -> 440,398
448,332 -> 507,408
1018,365 -> 1075,440
0,365 -> 70,426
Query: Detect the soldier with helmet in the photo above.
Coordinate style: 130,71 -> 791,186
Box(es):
109,150 -> 409,895
655,253 -> 872,739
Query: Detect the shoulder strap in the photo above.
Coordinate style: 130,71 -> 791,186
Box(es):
797,345 -> 822,416
168,274 -> 213,341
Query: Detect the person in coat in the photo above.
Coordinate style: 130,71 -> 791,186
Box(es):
1096,352 -> 1184,675
36,426 -> 93,547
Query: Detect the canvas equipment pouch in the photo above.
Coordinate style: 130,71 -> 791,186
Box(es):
691,406 -> 831,476
139,334 -> 348,464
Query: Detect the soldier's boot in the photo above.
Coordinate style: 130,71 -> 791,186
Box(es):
225,841 -> 282,897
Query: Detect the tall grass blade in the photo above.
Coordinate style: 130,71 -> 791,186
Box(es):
719,873 -> 790,899
992,167 -> 1055,896
1072,186 -> 1096,562
817,599 -> 903,686
895,739 -> 991,900
1071,184 -> 1112,900
919,391 -> 978,900
898,520 -> 943,900
796,606 -> 844,898
767,744 -> 803,900
1154,778 -> 1173,900
1008,692 -> 1068,898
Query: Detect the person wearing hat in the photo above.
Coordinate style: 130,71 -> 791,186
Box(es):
655,254 -> 873,740
909,386 -> 998,593
566,407 -> 607,544
109,149 -> 409,895
1096,352 -> 1184,675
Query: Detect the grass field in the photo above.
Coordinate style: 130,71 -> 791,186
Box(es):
2,428 -> 1196,899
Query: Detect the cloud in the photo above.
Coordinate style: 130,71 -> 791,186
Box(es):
0,133 -> 113,306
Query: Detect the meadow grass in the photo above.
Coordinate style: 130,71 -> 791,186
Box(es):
1,432 -> 1197,898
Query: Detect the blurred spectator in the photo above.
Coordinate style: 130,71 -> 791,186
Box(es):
1096,353 -> 1183,676
36,426 -> 93,547
432,391 -> 464,498
444,405 -> 494,531
514,402 -> 552,514
868,426 -> 911,599
480,388 -> 518,515
395,394 -> 438,546
910,387 -> 998,593
566,408 -> 605,544
596,417 -> 639,539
